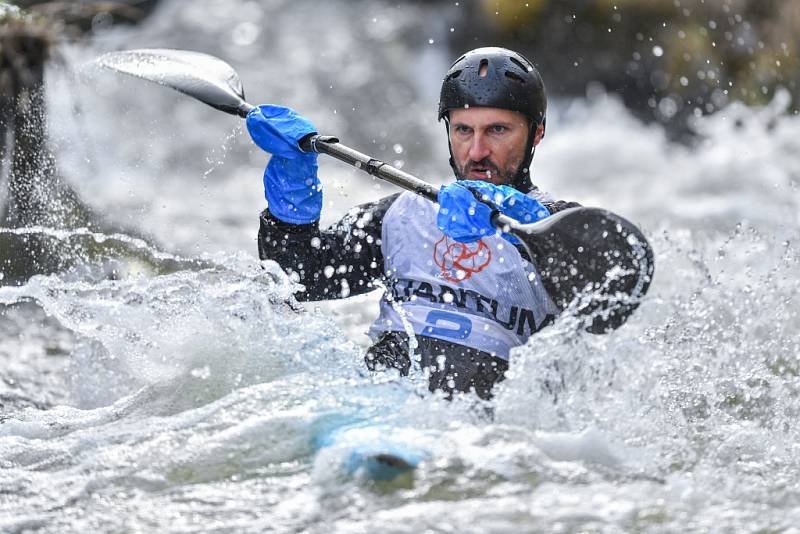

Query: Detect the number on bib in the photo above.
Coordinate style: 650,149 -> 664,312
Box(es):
422,310 -> 472,340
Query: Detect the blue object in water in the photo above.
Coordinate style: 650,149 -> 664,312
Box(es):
342,440 -> 425,481
312,418 -> 427,481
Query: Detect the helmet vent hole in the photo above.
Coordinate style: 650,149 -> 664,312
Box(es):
505,71 -> 525,83
479,59 -> 489,77
447,69 -> 462,80
509,56 -> 532,72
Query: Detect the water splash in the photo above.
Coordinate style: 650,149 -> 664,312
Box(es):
3,0 -> 800,531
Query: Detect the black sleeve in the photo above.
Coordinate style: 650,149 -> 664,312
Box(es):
257,193 -> 401,301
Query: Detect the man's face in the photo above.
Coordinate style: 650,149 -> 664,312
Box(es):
448,107 -> 541,186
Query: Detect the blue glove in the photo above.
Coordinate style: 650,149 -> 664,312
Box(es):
246,105 -> 321,224
437,180 -> 550,243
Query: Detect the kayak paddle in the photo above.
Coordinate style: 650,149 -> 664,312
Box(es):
96,48 -> 654,331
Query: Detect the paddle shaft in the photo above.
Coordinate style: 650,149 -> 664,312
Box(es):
98,48 -> 654,331
237,100 -> 651,329
235,102 -> 520,232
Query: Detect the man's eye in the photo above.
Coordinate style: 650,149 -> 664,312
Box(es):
491,125 -> 507,133
455,126 -> 471,134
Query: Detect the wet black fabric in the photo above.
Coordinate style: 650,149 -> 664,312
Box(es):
258,193 -> 400,301
365,331 -> 508,400
257,190 -> 579,399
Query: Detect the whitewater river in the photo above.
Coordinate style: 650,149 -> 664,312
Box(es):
2,1 -> 800,532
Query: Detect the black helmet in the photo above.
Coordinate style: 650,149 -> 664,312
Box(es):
438,47 -> 547,192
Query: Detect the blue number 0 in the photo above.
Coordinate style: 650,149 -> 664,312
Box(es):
422,310 -> 472,340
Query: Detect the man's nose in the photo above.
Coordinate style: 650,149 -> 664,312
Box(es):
467,133 -> 490,162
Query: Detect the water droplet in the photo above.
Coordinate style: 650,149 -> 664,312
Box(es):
231,21 -> 260,47
190,366 -> 211,380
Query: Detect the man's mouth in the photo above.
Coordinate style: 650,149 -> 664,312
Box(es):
468,169 -> 492,179
464,161 -> 500,180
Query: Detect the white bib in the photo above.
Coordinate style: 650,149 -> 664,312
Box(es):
368,192 -> 558,359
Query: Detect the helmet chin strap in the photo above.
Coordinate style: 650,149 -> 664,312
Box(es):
444,115 -> 540,194
512,122 -> 537,194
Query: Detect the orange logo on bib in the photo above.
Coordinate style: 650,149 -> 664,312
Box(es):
433,236 -> 492,283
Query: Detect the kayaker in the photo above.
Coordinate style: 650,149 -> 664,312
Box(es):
248,47 -> 583,399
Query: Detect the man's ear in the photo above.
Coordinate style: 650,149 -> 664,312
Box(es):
532,123 -> 545,147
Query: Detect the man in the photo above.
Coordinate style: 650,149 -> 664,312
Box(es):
247,47 -> 580,399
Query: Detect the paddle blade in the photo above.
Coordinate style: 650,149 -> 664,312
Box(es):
516,207 -> 655,332
96,48 -> 252,117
